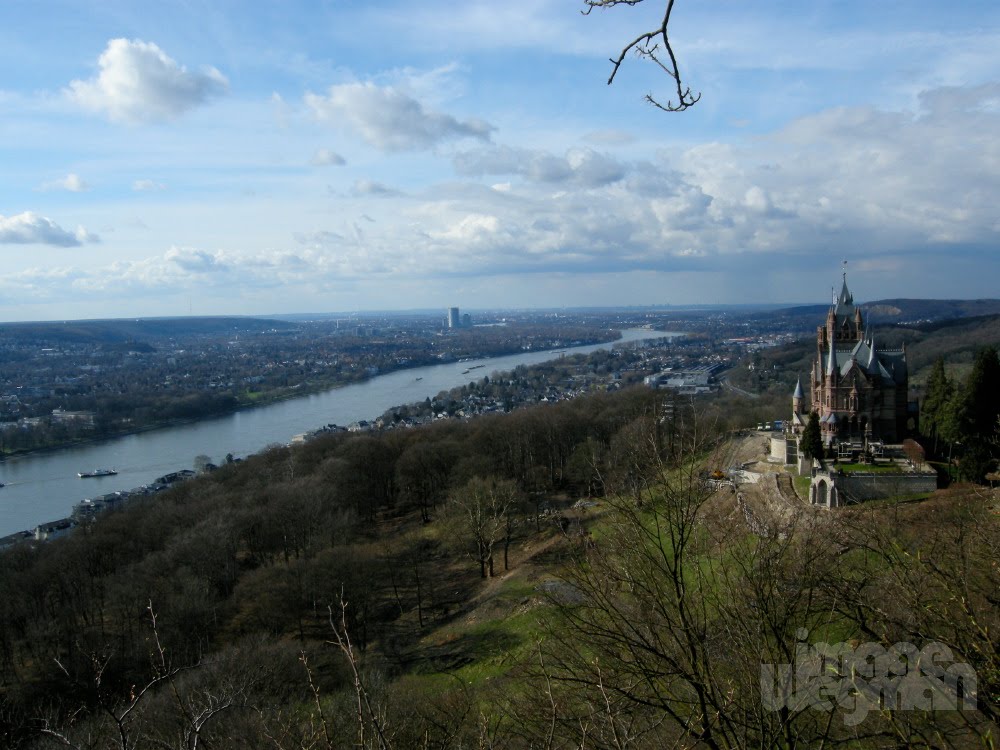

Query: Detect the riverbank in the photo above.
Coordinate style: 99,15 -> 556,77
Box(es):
1,333 -> 623,460
0,328 -> 675,538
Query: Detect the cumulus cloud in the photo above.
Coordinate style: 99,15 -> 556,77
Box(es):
0,212 -> 98,247
86,246 -> 314,293
428,213 -> 500,243
67,38 -> 228,124
132,179 -> 166,191
165,246 -> 225,273
40,173 -> 91,192
324,82 -> 998,280
305,81 -> 493,151
6,82 -> 999,306
74,226 -> 101,244
310,148 -> 346,166
454,146 -> 626,187
352,179 -> 400,197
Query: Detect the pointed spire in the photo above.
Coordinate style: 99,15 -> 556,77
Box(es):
827,341 -> 837,378
793,375 -> 804,399
837,275 -> 852,307
868,331 -> 877,368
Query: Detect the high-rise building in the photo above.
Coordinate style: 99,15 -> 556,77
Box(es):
448,307 -> 460,328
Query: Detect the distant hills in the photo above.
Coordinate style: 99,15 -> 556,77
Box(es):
773,298 -> 1000,327
0,316 -> 298,345
751,302 -> 1000,389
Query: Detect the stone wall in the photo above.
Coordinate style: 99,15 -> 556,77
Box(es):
809,469 -> 937,507
837,471 -> 937,500
769,435 -> 801,465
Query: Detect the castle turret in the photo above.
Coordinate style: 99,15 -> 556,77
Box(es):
793,375 -> 804,415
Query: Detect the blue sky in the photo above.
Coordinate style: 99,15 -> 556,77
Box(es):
1,0 -> 998,321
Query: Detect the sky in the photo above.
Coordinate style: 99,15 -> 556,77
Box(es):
1,0 -> 999,321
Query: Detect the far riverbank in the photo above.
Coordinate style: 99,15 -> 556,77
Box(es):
0,328 -> 679,537
1,331 -> 623,460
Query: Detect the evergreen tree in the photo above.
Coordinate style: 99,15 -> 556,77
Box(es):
800,411 -> 823,461
957,347 -> 1000,440
920,357 -> 954,454
950,347 -> 1000,482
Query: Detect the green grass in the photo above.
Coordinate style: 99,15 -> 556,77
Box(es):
411,574 -> 555,689
835,462 -> 903,474
793,474 -> 812,500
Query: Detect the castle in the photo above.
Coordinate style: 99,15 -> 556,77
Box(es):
790,273 -> 911,449
768,271 -> 933,507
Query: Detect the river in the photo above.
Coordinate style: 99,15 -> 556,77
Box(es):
0,328 -> 676,537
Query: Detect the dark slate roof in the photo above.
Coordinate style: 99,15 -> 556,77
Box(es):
824,338 -> 906,386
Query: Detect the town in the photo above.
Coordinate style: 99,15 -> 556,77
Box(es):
0,306 -> 796,455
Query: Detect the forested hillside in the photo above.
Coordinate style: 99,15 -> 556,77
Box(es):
1,385 -> 997,748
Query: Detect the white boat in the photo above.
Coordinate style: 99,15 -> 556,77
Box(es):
78,469 -> 118,478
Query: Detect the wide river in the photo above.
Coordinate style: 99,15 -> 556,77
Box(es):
0,328 -> 676,537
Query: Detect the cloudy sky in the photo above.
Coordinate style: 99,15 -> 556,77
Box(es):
1,0 -> 998,321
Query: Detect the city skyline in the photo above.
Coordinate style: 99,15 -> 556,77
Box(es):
2,1 -> 999,322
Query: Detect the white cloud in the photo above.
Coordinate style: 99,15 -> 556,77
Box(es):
428,213 -> 500,243
67,38 -> 228,124
454,146 -> 626,187
0,212 -> 98,247
132,179 -> 166,192
310,148 -> 346,166
40,173 -> 91,192
166,246 -> 225,273
72,246 -> 318,294
74,226 -> 100,244
305,81 -> 493,151
352,179 -> 400,197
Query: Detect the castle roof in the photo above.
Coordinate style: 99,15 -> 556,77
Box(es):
836,275 -> 853,309
829,273 -> 861,332
824,337 -> 906,385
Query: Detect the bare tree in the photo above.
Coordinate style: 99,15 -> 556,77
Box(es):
36,603 -> 266,750
327,597 -> 393,750
521,417 -> 895,748
583,0 -> 701,112
448,477 -> 519,579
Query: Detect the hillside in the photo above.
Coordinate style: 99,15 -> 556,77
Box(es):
0,316 -> 298,346
766,297 -> 1000,334
0,387 -> 997,748
728,310 -> 1000,399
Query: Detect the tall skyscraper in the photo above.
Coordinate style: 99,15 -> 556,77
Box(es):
448,307 -> 460,328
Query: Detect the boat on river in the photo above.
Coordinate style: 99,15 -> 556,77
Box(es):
78,469 -> 118,478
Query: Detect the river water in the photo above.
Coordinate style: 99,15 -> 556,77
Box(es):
0,328 -> 675,537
